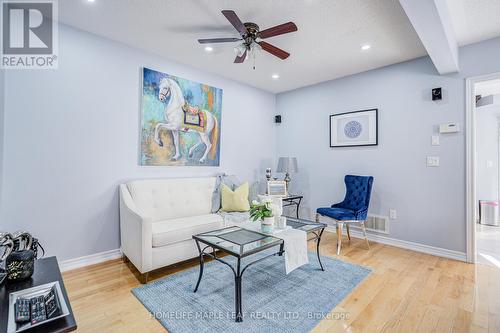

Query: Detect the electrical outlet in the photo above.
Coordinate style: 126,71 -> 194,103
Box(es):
431,135 -> 440,146
389,209 -> 397,220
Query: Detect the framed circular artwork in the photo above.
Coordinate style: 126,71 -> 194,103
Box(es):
329,109 -> 378,147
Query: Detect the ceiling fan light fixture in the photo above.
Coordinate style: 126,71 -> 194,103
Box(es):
233,43 -> 247,57
250,42 -> 262,52
200,10 -> 297,65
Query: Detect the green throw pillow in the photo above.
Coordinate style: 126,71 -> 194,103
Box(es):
221,182 -> 250,212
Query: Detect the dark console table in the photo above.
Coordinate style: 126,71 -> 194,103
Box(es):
0,256 -> 77,333
282,194 -> 303,218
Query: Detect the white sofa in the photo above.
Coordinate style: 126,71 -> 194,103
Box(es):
119,177 -> 224,282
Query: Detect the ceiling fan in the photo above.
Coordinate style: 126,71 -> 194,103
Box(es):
198,10 -> 297,64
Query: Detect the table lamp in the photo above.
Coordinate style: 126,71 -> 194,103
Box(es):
277,157 -> 298,191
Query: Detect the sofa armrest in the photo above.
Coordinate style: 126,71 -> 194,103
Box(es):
119,184 -> 153,273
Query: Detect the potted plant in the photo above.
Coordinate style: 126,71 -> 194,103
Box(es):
250,199 -> 275,233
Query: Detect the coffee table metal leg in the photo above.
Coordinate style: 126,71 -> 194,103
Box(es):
316,228 -> 325,271
193,241 -> 204,293
235,258 -> 243,322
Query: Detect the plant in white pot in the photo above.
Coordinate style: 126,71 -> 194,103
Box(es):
250,199 -> 275,233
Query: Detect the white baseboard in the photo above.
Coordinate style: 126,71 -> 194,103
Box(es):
59,248 -> 122,272
58,227 -> 466,273
325,227 -> 467,262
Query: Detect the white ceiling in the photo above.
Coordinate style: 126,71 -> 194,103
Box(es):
58,0 -> 500,93
447,0 -> 500,46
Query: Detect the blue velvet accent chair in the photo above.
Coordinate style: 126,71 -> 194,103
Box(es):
316,175 -> 374,255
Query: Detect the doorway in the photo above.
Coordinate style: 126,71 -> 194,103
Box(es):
466,73 -> 500,265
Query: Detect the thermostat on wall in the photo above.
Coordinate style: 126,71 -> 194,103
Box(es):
439,123 -> 460,134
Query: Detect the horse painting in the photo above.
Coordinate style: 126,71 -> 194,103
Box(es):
140,68 -> 222,166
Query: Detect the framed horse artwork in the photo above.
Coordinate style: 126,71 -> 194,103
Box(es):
140,67 -> 222,166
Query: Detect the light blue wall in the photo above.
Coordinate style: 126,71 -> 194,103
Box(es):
276,37 -> 500,253
1,25 -> 277,261
0,69 -> 4,211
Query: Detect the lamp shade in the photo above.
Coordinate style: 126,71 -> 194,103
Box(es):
277,157 -> 298,173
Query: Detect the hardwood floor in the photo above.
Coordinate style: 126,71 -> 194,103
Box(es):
62,232 -> 500,332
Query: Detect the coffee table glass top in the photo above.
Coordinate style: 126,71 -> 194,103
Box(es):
194,226 -> 283,257
285,217 -> 326,232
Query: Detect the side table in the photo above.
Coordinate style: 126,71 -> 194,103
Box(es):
282,194 -> 303,219
0,257 -> 77,333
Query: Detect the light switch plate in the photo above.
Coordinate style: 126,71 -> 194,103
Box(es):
431,135 -> 440,146
389,209 -> 397,220
427,156 -> 440,167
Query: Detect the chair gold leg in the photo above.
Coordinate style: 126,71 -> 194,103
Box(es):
346,223 -> 351,241
336,222 -> 344,255
360,221 -> 370,250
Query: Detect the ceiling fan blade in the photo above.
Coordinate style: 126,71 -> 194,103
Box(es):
221,10 -> 247,36
258,41 -> 290,60
198,38 -> 241,44
234,50 -> 247,63
259,22 -> 298,39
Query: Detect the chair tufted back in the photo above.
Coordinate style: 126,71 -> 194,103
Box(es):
126,177 -> 216,222
334,175 -> 373,212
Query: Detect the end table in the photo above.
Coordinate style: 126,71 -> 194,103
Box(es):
282,194 -> 303,218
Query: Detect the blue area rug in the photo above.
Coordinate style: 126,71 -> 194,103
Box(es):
132,251 -> 371,333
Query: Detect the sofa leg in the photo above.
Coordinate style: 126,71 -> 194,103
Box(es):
315,213 -> 320,222
140,272 -> 149,284
346,224 -> 351,241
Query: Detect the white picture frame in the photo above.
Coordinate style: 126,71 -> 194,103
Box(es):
267,181 -> 287,197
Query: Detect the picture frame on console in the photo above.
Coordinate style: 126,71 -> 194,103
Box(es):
329,109 -> 378,147
267,181 -> 287,197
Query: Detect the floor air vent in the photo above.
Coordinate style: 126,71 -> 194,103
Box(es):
355,214 -> 389,234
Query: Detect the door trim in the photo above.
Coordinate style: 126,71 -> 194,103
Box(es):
466,72 -> 500,263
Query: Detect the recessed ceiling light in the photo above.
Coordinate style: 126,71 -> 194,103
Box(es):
271,74 -> 280,80
87,0 -> 95,2
361,44 -> 371,51
204,46 -> 214,52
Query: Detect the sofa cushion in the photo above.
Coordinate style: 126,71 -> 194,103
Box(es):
221,182 -> 250,212
127,177 -> 216,222
152,214 -> 224,247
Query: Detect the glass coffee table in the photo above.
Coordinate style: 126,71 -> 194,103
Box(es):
192,217 -> 326,322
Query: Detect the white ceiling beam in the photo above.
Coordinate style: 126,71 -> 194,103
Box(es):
399,0 -> 459,74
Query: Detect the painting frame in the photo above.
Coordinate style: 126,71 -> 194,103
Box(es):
140,67 -> 223,166
329,109 -> 378,147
